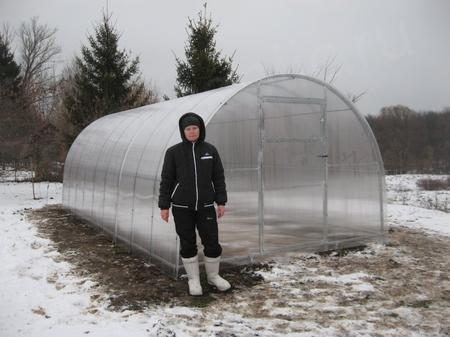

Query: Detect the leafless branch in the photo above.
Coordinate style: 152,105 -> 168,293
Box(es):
17,17 -> 61,119
19,17 -> 61,92
310,54 -> 343,84
348,91 -> 367,103
262,63 -> 303,76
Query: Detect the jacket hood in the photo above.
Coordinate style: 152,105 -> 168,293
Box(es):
178,112 -> 206,143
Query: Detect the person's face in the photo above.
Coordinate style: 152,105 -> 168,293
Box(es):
184,125 -> 200,142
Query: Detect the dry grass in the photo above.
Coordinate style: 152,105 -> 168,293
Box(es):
417,177 -> 450,190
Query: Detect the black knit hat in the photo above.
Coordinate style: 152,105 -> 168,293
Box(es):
181,115 -> 201,129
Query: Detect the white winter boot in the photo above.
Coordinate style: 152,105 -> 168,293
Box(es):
181,255 -> 203,296
204,256 -> 231,291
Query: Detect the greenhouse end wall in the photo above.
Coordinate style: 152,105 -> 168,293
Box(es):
63,74 -> 386,277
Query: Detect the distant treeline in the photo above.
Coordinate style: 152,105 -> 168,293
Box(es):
366,105 -> 450,174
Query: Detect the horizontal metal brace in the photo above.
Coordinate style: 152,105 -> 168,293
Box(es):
290,182 -> 324,189
265,136 -> 321,144
327,162 -> 379,168
261,96 -> 326,105
224,167 -> 258,172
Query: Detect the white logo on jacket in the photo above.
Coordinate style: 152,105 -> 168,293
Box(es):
201,152 -> 213,160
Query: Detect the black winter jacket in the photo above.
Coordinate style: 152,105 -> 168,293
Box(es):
158,112 -> 227,210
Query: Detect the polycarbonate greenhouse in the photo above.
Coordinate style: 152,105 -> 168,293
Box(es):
63,74 -> 386,277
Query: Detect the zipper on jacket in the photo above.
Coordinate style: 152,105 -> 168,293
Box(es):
192,142 -> 199,210
171,182 -> 180,199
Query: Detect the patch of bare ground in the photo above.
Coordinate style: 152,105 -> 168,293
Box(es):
27,204 -> 265,311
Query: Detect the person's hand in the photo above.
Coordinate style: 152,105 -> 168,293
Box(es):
217,205 -> 225,218
161,209 -> 169,222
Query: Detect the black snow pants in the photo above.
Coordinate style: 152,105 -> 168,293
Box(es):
171,206 -> 222,259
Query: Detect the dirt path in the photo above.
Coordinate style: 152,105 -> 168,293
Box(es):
28,204 -> 450,336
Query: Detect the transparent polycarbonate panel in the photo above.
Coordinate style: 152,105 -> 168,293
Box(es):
263,183 -> 324,246
62,136 -> 79,208
207,84 -> 259,169
326,93 -> 378,167
62,144 -> 75,206
116,111 -> 162,254
98,111 -> 145,234
91,113 -> 136,231
218,169 -> 259,256
68,120 -> 105,214
207,84 -> 260,257
262,101 -> 325,251
87,115 -> 124,221
79,116 -> 116,223
324,86 -> 350,113
192,82 -> 250,126
327,165 -> 382,237
259,75 -> 325,101
112,108 -> 157,246
65,135 -> 85,211
325,98 -> 384,239
67,120 -> 102,211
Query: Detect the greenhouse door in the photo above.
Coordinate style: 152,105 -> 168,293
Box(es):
259,97 -> 328,252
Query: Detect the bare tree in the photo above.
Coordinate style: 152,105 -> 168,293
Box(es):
311,55 -> 366,103
262,55 -> 366,103
311,55 -> 342,85
18,17 -> 61,119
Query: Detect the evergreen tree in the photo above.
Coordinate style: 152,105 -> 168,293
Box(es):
64,13 -> 150,141
0,33 -> 21,97
174,3 -> 240,97
0,31 -> 33,162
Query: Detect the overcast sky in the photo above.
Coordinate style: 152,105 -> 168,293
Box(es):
1,0 -> 449,115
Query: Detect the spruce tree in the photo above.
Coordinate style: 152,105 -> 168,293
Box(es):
64,13 -> 149,139
0,32 -> 33,162
174,4 -> 240,97
0,33 -> 21,97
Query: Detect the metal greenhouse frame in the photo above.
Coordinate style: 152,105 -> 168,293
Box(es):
63,74 -> 386,277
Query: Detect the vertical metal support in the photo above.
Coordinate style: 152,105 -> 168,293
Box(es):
321,90 -> 329,246
257,81 -> 265,254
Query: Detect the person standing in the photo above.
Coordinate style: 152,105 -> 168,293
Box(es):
158,112 -> 231,296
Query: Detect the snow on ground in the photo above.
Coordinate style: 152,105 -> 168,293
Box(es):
386,174 -> 450,236
386,174 -> 449,212
1,174 -> 449,336
0,182 -> 187,337
0,166 -> 34,183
